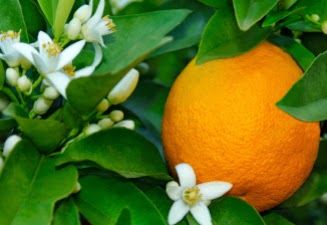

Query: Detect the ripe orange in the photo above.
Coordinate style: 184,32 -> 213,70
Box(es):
162,42 -> 320,211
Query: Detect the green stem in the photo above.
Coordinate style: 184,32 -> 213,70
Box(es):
2,88 -> 19,103
32,75 -> 43,90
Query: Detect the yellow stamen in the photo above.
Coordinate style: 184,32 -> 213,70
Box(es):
183,187 -> 202,206
103,16 -> 116,31
63,64 -> 76,76
0,30 -> 20,41
42,42 -> 62,57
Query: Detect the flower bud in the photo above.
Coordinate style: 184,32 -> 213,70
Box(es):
322,21 -> 327,34
20,58 -> 32,70
74,5 -> 92,23
3,135 -> 22,158
67,18 -> 82,40
17,75 -> 32,92
311,14 -> 320,22
6,68 -> 19,86
108,69 -> 139,105
96,99 -> 110,113
0,94 -> 9,111
33,97 -> 53,115
84,124 -> 101,135
114,120 -> 135,130
98,118 -> 114,129
43,87 -> 59,100
321,193 -> 327,204
0,157 -> 4,173
109,110 -> 124,122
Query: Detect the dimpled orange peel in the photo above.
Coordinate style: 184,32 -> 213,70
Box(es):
162,41 -> 320,212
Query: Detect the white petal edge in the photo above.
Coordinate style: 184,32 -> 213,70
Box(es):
166,181 -> 182,201
168,200 -> 190,225
56,40 -> 86,70
32,52 -> 48,75
93,0 -> 105,22
190,202 -> 212,225
45,72 -> 71,98
75,43 -> 102,78
175,163 -> 196,188
38,31 -> 53,50
197,181 -> 233,201
12,43 -> 38,64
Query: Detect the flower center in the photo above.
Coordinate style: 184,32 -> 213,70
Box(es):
42,42 -> 62,57
103,16 -> 116,31
0,30 -> 20,41
63,64 -> 76,76
183,187 -> 201,206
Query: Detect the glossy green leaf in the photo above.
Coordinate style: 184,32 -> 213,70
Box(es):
262,7 -> 304,27
57,128 -> 169,179
269,35 -> 315,70
16,117 -> 69,153
0,0 -> 29,41
198,0 -> 229,8
277,51 -> 327,121
210,197 -> 265,225
124,81 -> 169,135
264,213 -> 294,225
53,198 -> 81,225
286,21 -> 320,32
0,140 -> 78,225
295,0 -> 327,20
37,0 -> 56,25
233,0 -> 278,31
75,175 -> 167,225
197,9 -> 270,64
67,10 -> 190,115
53,0 -> 75,38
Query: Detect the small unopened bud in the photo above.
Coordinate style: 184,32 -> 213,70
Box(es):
311,14 -> 320,22
0,157 -> 4,173
17,75 -> 32,92
321,193 -> 327,204
98,118 -> 114,129
108,69 -> 139,105
109,110 -> 124,122
20,58 -> 32,70
84,124 -> 101,135
0,94 -> 9,111
72,182 -> 82,193
96,99 -> 110,113
322,21 -> 327,34
43,87 -> 59,100
33,97 -> 53,115
67,18 -> 82,40
114,120 -> 135,130
3,135 -> 22,158
6,68 -> 19,86
74,5 -> 92,23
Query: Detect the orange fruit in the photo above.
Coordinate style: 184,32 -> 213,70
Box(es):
162,42 -> 320,211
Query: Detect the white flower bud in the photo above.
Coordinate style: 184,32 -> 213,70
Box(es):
17,75 -> 32,92
321,193 -> 327,204
84,124 -> 101,135
0,94 -> 9,111
43,87 -> 59,100
3,135 -> 22,158
67,18 -> 82,40
311,14 -> 320,22
74,5 -> 92,23
322,21 -> 327,34
20,58 -> 32,70
108,69 -> 139,105
98,118 -> 114,129
114,120 -> 135,130
109,110 -> 124,122
6,68 -> 19,86
33,97 -> 53,115
96,99 -> 110,113
0,157 -> 4,173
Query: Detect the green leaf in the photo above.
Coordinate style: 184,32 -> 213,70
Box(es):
37,0 -> 56,25
233,0 -> 278,31
262,7 -> 304,28
67,10 -> 190,115
264,213 -> 294,225
0,140 -> 78,225
294,0 -> 327,20
56,128 -> 169,179
124,81 -> 169,135
53,198 -> 81,225
197,8 -> 270,64
269,35 -> 315,70
198,0 -> 229,8
315,139 -> 327,171
0,118 -> 16,133
0,0 -> 29,41
210,197 -> 265,225
16,117 -> 69,153
0,62 -> 4,89
53,0 -> 75,38
277,51 -> 327,122
301,33 -> 327,56
2,103 -> 29,118
75,175 -> 167,225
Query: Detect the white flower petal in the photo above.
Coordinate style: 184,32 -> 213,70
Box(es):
197,181 -> 232,200
93,0 -> 105,22
91,43 -> 103,67
56,40 -> 86,70
38,31 -> 53,49
74,43 -> 102,78
32,52 -> 48,74
190,202 -> 212,225
45,72 -> 71,98
166,181 -> 182,201
12,43 -> 38,64
176,163 -> 196,188
168,200 -> 190,225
